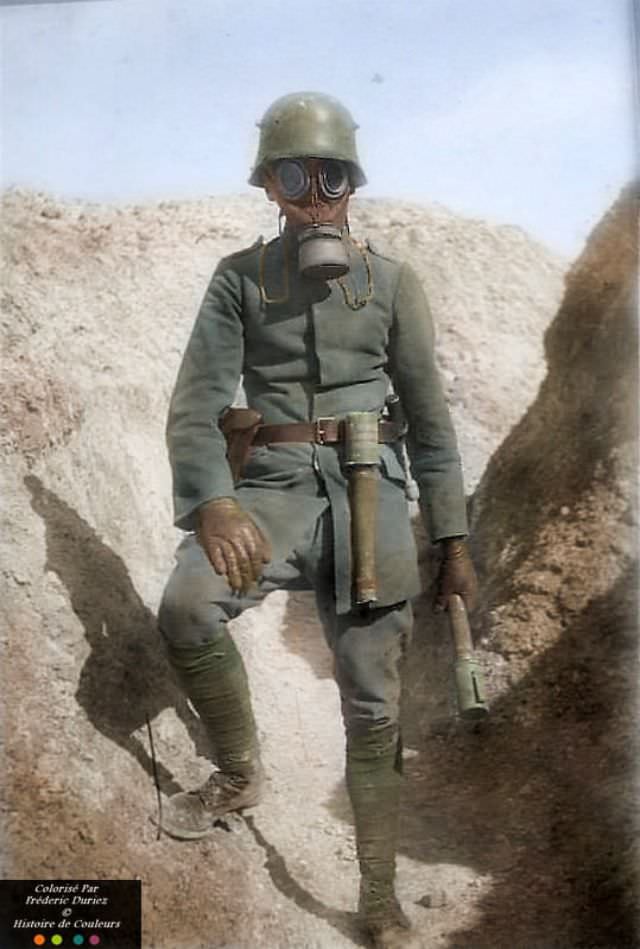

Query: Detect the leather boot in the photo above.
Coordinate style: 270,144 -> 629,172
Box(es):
159,639 -> 262,838
160,757 -> 264,840
346,724 -> 422,947
358,878 -> 415,948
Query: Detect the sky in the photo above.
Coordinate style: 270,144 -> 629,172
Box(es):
1,0 -> 637,257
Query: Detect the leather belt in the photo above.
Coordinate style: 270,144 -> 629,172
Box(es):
253,417 -> 403,446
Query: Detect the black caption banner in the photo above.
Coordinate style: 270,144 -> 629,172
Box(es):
0,880 -> 141,949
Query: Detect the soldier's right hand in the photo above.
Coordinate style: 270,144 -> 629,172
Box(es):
197,497 -> 272,595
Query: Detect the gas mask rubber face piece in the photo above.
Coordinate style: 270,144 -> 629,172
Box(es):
266,157 -> 352,280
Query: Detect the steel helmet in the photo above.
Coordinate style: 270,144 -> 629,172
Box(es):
249,91 -> 367,190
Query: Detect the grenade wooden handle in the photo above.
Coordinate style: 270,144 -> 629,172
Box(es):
345,412 -> 381,608
350,466 -> 379,606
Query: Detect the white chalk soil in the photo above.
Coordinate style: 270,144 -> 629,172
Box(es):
3,188 -> 634,948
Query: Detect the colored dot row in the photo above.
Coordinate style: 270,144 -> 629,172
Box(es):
33,936 -> 100,946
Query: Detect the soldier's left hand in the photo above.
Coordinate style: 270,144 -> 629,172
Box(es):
434,537 -> 478,613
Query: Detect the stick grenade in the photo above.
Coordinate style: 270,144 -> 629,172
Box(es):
448,593 -> 489,720
345,412 -> 380,607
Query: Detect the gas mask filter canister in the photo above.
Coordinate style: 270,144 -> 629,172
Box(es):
297,224 -> 350,280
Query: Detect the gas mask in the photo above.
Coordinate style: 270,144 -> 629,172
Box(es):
265,157 -> 352,280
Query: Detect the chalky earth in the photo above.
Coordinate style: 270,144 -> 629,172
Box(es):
1,187 -> 636,948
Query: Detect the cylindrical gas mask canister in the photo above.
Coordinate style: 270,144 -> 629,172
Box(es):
297,224 -> 350,280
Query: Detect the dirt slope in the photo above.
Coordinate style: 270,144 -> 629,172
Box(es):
404,183 -> 639,949
4,184 -> 630,949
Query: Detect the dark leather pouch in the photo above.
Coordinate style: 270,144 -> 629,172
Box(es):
219,407 -> 264,482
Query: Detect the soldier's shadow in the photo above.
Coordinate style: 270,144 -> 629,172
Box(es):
24,475 -> 207,795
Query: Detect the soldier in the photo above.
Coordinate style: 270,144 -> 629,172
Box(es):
157,91 -> 477,948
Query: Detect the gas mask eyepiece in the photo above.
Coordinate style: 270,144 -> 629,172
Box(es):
274,158 -> 350,202
319,159 -> 351,199
276,159 -> 308,200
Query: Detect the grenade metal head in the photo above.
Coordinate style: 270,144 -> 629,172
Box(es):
454,657 -> 489,721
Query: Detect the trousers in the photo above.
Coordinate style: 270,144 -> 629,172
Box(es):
158,498 -> 413,737
157,460 -> 414,896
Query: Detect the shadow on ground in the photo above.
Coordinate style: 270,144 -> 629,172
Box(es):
25,474 -> 208,795
244,815 -> 368,947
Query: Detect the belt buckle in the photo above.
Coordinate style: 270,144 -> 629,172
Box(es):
314,416 -> 335,445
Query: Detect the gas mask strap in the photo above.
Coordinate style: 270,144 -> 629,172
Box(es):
337,238 -> 373,310
259,238 -> 290,305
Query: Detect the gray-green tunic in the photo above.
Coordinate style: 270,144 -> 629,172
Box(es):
167,233 -> 467,613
